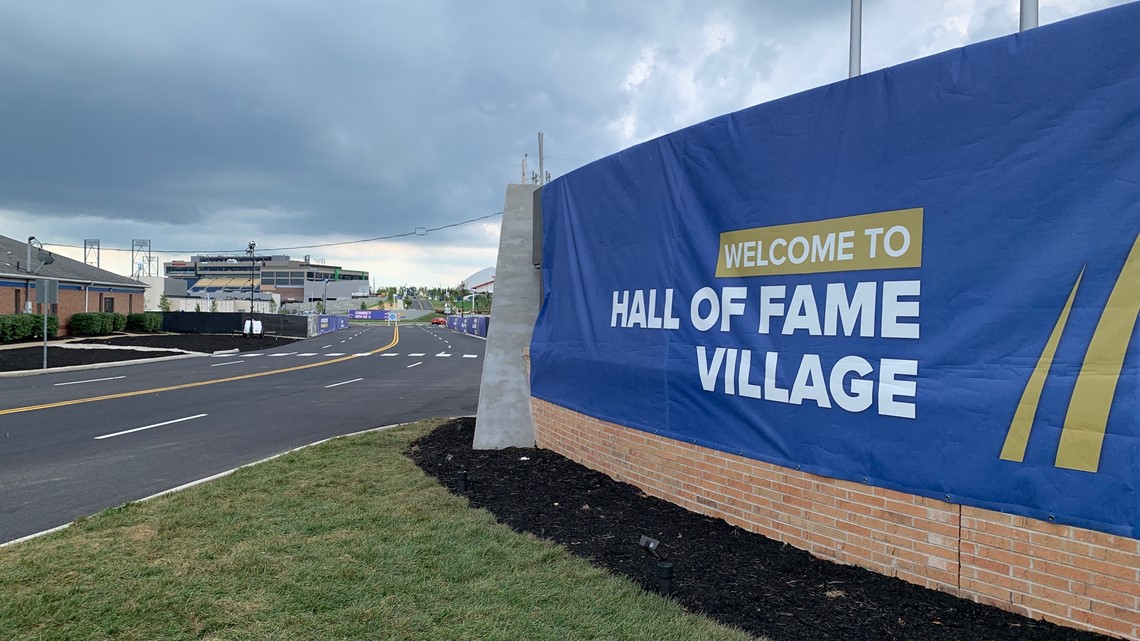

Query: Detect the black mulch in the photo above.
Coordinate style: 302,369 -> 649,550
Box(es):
0,334 -> 299,372
407,418 -> 1105,641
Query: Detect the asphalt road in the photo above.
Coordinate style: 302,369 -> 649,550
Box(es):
0,323 -> 485,544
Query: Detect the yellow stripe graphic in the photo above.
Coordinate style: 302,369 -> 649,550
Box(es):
1000,269 -> 1084,463
1056,234 -> 1140,472
0,326 -> 399,417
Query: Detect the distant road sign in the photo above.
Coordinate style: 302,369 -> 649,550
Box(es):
36,279 -> 58,305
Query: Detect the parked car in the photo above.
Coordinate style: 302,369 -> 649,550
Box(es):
430,317 -> 446,325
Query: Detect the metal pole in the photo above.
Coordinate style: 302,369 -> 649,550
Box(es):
849,0 -> 862,78
1019,0 -> 1038,31
248,241 -> 256,317
538,132 -> 545,185
42,302 -> 48,370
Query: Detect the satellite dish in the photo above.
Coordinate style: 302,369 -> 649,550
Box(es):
37,251 -> 54,265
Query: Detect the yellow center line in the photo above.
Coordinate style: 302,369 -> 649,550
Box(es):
0,325 -> 399,417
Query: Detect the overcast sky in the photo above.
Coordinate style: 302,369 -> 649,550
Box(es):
0,0 -> 1129,287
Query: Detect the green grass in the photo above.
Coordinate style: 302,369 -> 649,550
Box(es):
0,420 -> 757,641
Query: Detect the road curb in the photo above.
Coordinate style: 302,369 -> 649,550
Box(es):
0,353 -> 206,378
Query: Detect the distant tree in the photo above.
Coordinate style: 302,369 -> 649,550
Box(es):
269,300 -> 278,314
316,302 -> 325,314
360,301 -> 368,310
210,299 -> 218,312
159,294 -> 171,312
194,303 -> 201,312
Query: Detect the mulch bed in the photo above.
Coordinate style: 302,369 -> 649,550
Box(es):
0,334 -> 299,373
407,418 -> 1107,641
72,333 -> 299,352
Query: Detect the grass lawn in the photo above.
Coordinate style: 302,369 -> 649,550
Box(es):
0,420 -> 757,641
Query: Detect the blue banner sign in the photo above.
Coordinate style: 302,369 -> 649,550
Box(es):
448,315 -> 488,338
530,4 -> 1140,538
348,310 -> 390,320
316,315 -> 349,334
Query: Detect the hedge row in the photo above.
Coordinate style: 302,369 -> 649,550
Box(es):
0,314 -> 59,342
69,312 -> 127,336
126,312 -> 163,333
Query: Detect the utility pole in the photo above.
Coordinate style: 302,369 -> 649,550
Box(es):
1020,0 -> 1038,31
538,132 -> 545,185
849,0 -> 862,78
247,241 -> 256,321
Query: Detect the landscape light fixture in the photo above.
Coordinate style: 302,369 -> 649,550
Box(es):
639,535 -> 674,596
456,470 -> 469,492
639,535 -> 666,560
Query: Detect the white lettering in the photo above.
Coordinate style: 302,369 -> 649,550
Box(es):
696,346 -> 726,392
721,287 -> 748,332
738,349 -> 762,399
811,233 -> 835,263
611,290 -> 629,328
628,290 -> 647,328
864,227 -> 884,259
763,351 -> 790,403
759,286 -> 786,334
823,282 -> 876,337
881,280 -> 920,339
663,289 -> 680,329
646,290 -> 662,329
788,236 -> 809,264
879,358 -> 917,418
770,238 -> 787,265
837,231 -> 855,260
743,241 -> 757,267
790,354 -> 831,408
724,348 -> 738,395
783,285 -> 822,336
691,287 -> 719,332
884,225 -> 910,258
829,355 -> 874,412
724,243 -> 744,269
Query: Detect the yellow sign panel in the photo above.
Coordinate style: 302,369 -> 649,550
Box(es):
715,208 -> 923,278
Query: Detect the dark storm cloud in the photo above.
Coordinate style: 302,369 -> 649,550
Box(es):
0,0 -> 849,244
0,0 -> 1127,280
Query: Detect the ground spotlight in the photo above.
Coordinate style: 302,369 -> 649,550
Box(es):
639,535 -> 673,596
639,535 -> 666,559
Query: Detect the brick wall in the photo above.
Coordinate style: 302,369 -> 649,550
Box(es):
532,397 -> 1140,640
2,284 -> 138,335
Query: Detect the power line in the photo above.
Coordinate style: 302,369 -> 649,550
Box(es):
42,211 -> 504,255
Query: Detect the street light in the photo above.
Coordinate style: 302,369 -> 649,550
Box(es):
247,241 -> 256,318
322,278 -> 329,314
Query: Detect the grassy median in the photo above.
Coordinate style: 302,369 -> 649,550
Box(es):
0,420 -> 755,641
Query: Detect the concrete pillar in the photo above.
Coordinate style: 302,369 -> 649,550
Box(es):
473,183 -> 541,449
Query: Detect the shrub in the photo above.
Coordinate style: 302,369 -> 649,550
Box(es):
111,313 -> 126,332
69,313 -> 105,336
126,312 -> 163,333
0,314 -> 57,342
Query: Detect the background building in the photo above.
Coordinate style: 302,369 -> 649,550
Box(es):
462,267 -> 495,294
164,254 -> 368,304
1,234 -> 147,335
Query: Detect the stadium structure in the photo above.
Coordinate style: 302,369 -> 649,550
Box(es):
164,254 -> 369,304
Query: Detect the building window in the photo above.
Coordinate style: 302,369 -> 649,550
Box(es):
104,297 -> 114,313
